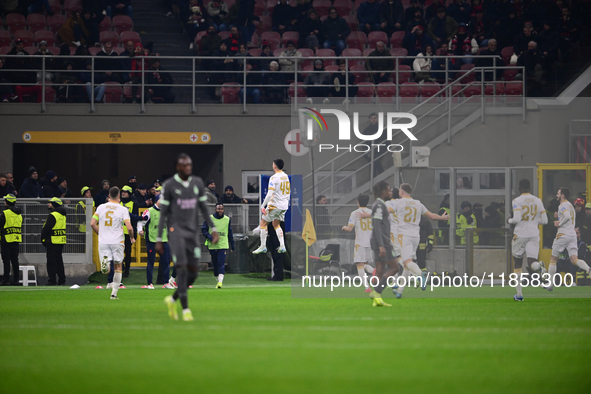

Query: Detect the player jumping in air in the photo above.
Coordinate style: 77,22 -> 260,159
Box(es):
507,179 -> 548,301
342,194 -> 375,293
91,187 -> 136,300
253,159 -> 290,254
389,183 -> 449,298
157,153 -> 218,322
545,187 -> 591,291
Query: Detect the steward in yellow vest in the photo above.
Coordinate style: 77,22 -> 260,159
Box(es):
41,197 -> 67,285
201,203 -> 234,289
77,186 -> 95,233
456,201 -> 479,245
437,194 -> 450,245
0,194 -> 22,285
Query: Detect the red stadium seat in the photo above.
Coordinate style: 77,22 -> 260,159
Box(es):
485,82 -> 505,96
281,31 -> 300,48
420,82 -> 441,101
347,31 -> 367,51
14,30 -> 35,46
256,15 -> 271,35
350,64 -> 368,82
225,0 -> 236,9
390,31 -> 405,48
344,15 -> 357,31
248,48 -> 262,56
27,13 -> 47,34
48,0 -> 62,14
457,64 -> 475,82
266,0 -> 277,14
399,82 -> 419,103
299,48 -> 315,68
249,32 -> 259,47
288,82 -> 307,101
123,81 -> 142,101
503,68 -> 518,81
100,31 -> 120,46
312,0 -> 332,16
463,84 -> 482,102
356,82 -> 375,98
325,65 -> 339,72
368,31 -> 388,48
89,47 -> 101,55
104,82 -> 123,103
501,46 -> 514,65
195,30 -> 207,46
35,30 -> 55,46
505,81 -> 523,95
273,48 -> 284,57
316,48 -> 336,66
221,82 -> 240,103
24,46 -> 37,55
390,47 -> 408,66
6,13 -> 26,34
261,31 -> 280,50
48,14 -> 66,33
99,16 -> 112,32
64,0 -> 83,16
120,31 -> 140,46
334,0 -> 352,16
113,15 -> 133,34
342,48 -> 363,65
254,0 -> 265,15
301,65 -> 313,79
47,46 -> 60,55
363,48 -> 374,57
0,30 -> 11,47
376,82 -> 396,104
0,46 -> 11,55
392,65 -> 412,83
113,47 -> 125,55
219,31 -> 231,41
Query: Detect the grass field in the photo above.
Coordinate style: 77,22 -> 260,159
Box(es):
1,273 -> 590,394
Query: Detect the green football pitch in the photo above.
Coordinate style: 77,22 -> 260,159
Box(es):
1,274 -> 590,394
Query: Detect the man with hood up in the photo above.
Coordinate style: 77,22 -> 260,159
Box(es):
41,197 -> 67,285
456,200 -> 478,245
303,59 -> 330,100
94,179 -> 111,207
19,167 -> 43,198
0,194 -> 22,286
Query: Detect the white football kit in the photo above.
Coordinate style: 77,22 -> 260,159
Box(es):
94,202 -> 130,263
347,207 -> 373,263
390,197 -> 428,262
551,200 -> 578,258
263,171 -> 290,222
508,193 -> 547,259
385,199 -> 401,257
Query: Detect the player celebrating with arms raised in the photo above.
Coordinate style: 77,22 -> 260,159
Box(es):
390,183 -> 449,296
342,193 -> 374,293
91,187 -> 136,300
545,187 -> 591,291
507,179 -> 548,301
253,159 -> 290,254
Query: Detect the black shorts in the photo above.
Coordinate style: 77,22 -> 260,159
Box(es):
373,247 -> 396,263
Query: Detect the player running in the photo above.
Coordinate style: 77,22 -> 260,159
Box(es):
253,159 -> 290,254
157,153 -> 218,322
545,187 -> 591,291
389,183 -> 449,297
90,187 -> 135,300
342,194 -> 374,293
507,179 -> 548,301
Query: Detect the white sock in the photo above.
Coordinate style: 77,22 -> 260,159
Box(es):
183,308 -> 190,314
575,259 -> 591,273
218,274 -> 224,283
398,269 -> 411,294
548,263 -> 557,287
112,272 -> 122,297
259,228 -> 268,248
514,268 -> 522,297
356,265 -> 368,287
274,226 -> 285,248
406,261 -> 423,276
531,261 -> 540,272
364,264 -> 374,274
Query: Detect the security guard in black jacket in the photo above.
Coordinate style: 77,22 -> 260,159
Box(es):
41,197 -> 67,285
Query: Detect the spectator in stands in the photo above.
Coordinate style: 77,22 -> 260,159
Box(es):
431,42 -> 458,80
405,1 -> 425,31
96,41 -> 121,83
200,25 -> 223,64
557,7 -> 581,56
368,41 -> 394,84
33,41 -> 57,79
4,173 -> 17,195
94,179 -> 110,207
516,41 -> 545,84
119,40 -> 135,83
234,0 -> 260,46
210,41 -> 235,91
495,9 -> 521,50
28,0 -> 54,15
278,41 -> 303,73
146,58 -> 175,103
206,180 -> 220,202
207,0 -> 230,32
413,44 -> 435,82
468,8 -> 489,46
9,42 -> 42,102
0,173 -> 9,197
329,59 -> 357,99
513,22 -> 538,61
358,0 -> 382,34
447,0 -> 471,24
134,183 -> 153,208
58,10 -> 90,47
322,8 -> 350,56
449,22 -> 478,64
42,171 -> 61,198
57,178 -> 73,198
235,44 -> 261,104
299,8 -> 323,52
403,24 -> 434,57
428,7 -> 458,48
272,0 -> 295,34
220,185 -> 248,204
186,3 -> 207,49
127,175 -> 137,192
470,0 -> 484,17
55,61 -> 85,103
303,59 -> 330,101
0,58 -> 18,103
380,0 -> 405,37
538,21 -> 559,64
258,42 -> 275,71
484,0 -> 506,26
225,26 -> 244,55
130,43 -> 149,103
80,58 -> 106,102
262,60 -> 286,104
81,8 -> 101,46
475,38 -> 504,80
425,0 -> 446,22
106,0 -> 133,19
19,167 -> 43,198
291,0 -> 312,32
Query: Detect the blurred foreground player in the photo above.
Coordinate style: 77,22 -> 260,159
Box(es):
157,153 -> 218,322
91,187 -> 135,299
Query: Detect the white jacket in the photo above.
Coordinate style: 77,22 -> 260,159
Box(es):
413,52 -> 432,72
